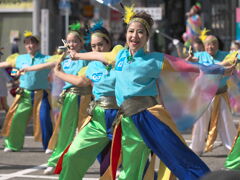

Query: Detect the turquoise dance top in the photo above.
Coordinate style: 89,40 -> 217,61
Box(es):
15,52 -> 50,90
61,54 -> 89,90
194,50 -> 229,87
194,51 -> 228,65
85,61 -> 115,100
114,48 -> 163,106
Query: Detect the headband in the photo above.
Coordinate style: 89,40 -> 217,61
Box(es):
203,37 -> 218,44
68,31 -> 84,43
128,17 -> 151,35
123,6 -> 151,36
91,32 -> 110,43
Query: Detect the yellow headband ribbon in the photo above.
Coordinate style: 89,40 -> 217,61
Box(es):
128,17 -> 151,36
203,37 -> 218,44
91,32 -> 110,44
69,31 -> 84,43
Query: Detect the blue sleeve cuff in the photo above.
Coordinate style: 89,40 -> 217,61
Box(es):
199,64 -> 224,74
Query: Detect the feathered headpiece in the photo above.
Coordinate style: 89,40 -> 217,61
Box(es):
199,28 -> 210,42
123,5 -> 136,24
69,22 -> 82,31
23,30 -> 40,42
24,30 -> 33,37
90,20 -> 104,33
123,5 -> 151,35
68,22 -> 84,42
84,20 -> 106,44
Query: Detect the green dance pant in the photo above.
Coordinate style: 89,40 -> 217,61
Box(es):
4,89 -> 52,151
225,133 -> 240,170
47,93 -> 80,167
118,116 -> 151,180
59,106 -> 115,180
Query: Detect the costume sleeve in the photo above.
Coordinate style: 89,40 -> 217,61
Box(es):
5,53 -> 19,67
77,66 -> 91,85
161,54 -> 224,74
47,54 -> 64,63
157,55 -> 223,132
103,45 -> 124,64
162,59 -> 175,71
77,66 -> 88,77
222,51 -> 238,65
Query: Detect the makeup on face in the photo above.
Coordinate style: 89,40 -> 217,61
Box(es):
126,21 -> 148,55
24,39 -> 39,56
66,33 -> 83,52
91,36 -> 110,52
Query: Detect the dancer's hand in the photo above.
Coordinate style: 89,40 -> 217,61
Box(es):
19,66 -> 30,73
185,54 -> 198,62
172,39 -> 180,47
223,62 -> 237,76
54,62 -> 62,74
11,68 -> 24,77
68,49 -> 78,60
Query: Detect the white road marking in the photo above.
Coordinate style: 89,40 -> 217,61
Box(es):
0,174 -> 58,179
0,136 -> 225,180
0,174 -> 98,180
0,163 -> 99,180
0,164 -> 47,180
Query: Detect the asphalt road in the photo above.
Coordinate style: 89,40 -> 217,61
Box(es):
0,114 -> 236,180
0,92 -> 239,180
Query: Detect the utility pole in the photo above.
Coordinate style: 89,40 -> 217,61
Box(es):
32,0 -> 41,36
59,0 -> 71,38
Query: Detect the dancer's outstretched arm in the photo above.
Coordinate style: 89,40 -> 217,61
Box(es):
0,61 -> 12,68
69,50 -> 107,63
69,45 -> 124,64
20,61 -> 56,73
53,62 -> 90,87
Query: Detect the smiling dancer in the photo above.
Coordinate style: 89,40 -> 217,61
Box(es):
0,31 -> 53,152
19,25 -> 92,175
189,35 -> 237,155
54,22 -> 119,179
62,8 -> 225,179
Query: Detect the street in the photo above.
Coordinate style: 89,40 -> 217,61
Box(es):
0,115 -> 236,180
0,93 -> 239,180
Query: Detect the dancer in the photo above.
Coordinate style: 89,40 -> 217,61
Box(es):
55,24 -> 119,179
44,26 -> 93,174
19,26 -> 92,174
63,9 -> 227,180
224,50 -> 240,170
190,35 -> 238,155
0,31 -> 53,152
